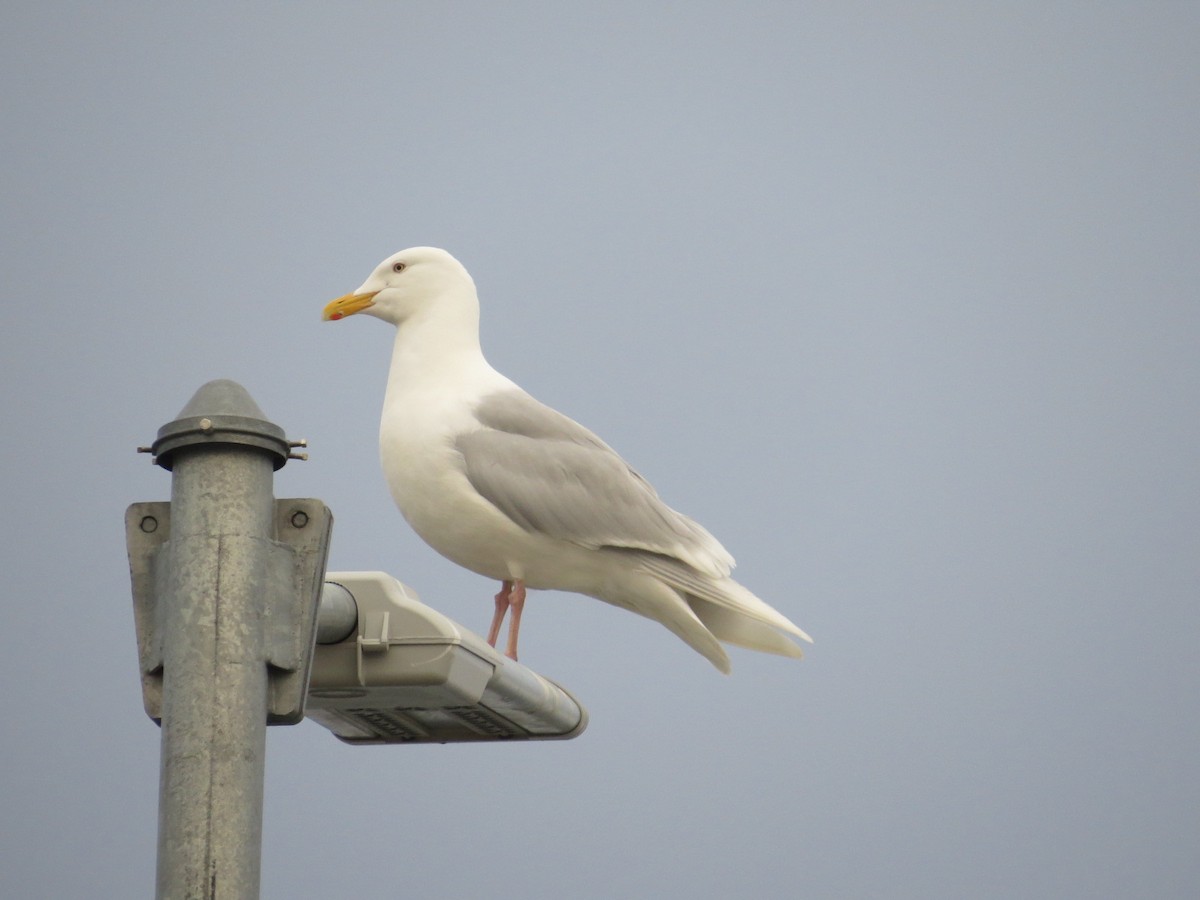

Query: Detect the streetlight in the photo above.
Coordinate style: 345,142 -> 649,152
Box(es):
127,379 -> 586,900
308,571 -> 587,744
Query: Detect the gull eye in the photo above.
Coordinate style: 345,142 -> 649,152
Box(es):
392,262 -> 407,273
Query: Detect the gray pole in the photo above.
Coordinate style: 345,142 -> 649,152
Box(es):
157,444 -> 274,898
129,380 -> 326,900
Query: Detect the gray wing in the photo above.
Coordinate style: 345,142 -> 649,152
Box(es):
456,389 -> 733,575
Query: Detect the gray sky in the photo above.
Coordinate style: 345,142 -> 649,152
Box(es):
3,3 -> 1198,897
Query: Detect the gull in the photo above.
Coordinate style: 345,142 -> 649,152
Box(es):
323,247 -> 811,672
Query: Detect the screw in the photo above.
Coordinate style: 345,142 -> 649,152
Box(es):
290,510 -> 309,529
140,516 -> 158,533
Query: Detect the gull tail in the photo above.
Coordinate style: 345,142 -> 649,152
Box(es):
635,552 -> 811,641
603,550 -> 812,673
687,596 -> 808,659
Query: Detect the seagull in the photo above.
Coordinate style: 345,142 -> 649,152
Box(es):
322,247 -> 811,673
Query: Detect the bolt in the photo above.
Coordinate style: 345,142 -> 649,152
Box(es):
198,417 -> 214,432
290,510 -> 309,529
140,516 -> 158,533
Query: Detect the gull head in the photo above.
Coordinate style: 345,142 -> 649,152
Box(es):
323,247 -> 476,327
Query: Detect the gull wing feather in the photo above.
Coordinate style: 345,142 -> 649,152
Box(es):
456,389 -> 733,576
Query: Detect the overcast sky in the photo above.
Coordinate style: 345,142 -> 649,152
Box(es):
3,3 -> 1198,898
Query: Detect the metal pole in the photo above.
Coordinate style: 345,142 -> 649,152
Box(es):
128,379 -> 322,900
156,444 -> 275,898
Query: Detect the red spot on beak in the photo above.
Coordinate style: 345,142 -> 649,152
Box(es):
330,312 -> 344,320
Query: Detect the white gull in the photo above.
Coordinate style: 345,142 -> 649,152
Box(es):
323,247 -> 811,673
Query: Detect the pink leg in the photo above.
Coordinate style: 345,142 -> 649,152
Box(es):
504,580 -> 526,662
487,580 -> 512,648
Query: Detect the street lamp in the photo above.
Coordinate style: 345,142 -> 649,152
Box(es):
308,571 -> 587,744
127,379 -> 586,900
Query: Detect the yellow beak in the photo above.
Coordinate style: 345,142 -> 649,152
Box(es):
322,290 -> 380,321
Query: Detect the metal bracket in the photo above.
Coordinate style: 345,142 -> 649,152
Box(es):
355,610 -> 391,687
125,498 -> 333,725
126,502 -> 170,722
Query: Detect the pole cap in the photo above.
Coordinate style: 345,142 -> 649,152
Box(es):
150,379 -> 291,470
